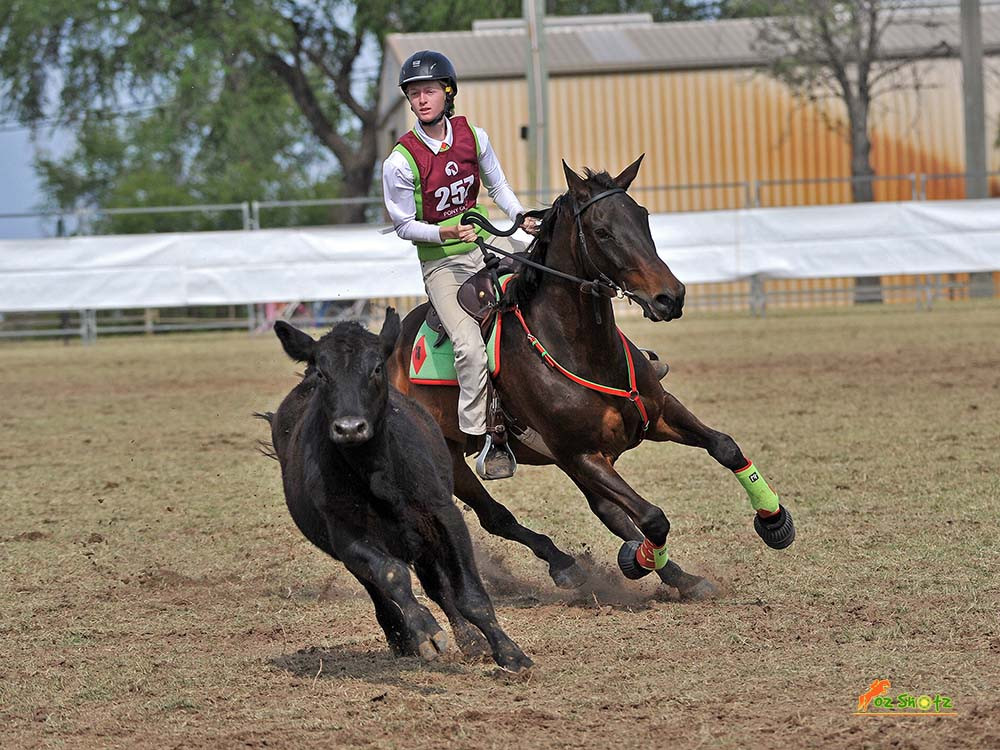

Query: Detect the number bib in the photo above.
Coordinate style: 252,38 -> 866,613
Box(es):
396,116 -> 481,224
394,117 -> 489,261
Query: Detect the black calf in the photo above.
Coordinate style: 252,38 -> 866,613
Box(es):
268,308 -> 531,672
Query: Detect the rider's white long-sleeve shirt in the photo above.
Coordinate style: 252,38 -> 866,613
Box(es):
382,117 -> 526,245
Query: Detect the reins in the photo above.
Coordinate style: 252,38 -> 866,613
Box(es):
460,190 -> 651,438
462,187 -> 642,324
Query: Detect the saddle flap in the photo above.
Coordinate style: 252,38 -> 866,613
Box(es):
456,254 -> 524,324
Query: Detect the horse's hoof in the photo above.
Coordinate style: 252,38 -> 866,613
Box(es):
678,577 -> 720,601
754,505 -> 796,550
617,541 -> 655,580
550,560 -> 588,589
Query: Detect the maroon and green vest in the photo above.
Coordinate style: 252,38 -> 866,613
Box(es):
393,116 -> 489,261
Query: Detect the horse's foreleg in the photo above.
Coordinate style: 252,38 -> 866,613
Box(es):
569,476 -> 718,599
561,452 -> 678,584
649,390 -> 796,549
449,442 -> 587,589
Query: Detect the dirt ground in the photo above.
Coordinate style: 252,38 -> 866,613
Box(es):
2,301 -> 998,749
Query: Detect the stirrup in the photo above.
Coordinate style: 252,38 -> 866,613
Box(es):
475,434 -> 517,480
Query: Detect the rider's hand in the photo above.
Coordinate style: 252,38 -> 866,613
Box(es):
442,223 -> 478,243
521,216 -> 540,236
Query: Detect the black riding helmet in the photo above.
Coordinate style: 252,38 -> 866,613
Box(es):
398,50 -> 458,96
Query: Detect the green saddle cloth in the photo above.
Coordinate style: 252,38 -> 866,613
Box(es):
409,275 -> 510,385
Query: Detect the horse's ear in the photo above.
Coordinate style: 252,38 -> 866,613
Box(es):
562,160 -> 589,200
274,320 -> 315,362
379,306 -> 401,361
613,154 -> 645,191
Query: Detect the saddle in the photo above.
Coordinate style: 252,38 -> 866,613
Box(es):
423,253 -> 522,349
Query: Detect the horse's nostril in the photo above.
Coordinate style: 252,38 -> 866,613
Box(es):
654,294 -> 675,311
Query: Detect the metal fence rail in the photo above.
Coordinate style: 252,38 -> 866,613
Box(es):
1,171 -> 998,341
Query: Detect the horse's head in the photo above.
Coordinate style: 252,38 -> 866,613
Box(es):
559,155 -> 685,321
274,308 -> 401,446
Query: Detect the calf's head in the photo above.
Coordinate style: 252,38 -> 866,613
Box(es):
274,308 -> 401,446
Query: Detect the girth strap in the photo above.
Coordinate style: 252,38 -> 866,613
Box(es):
510,307 -> 650,435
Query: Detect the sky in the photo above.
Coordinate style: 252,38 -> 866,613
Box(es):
0,128 -> 50,239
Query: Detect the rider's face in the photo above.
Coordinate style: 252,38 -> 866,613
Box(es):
405,81 -> 447,123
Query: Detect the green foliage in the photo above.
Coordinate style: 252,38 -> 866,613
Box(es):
0,0 -> 753,233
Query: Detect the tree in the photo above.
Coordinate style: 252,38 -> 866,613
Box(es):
750,0 -> 946,203
1,1 -> 712,231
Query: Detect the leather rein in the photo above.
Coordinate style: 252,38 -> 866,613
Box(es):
462,187 -> 642,324
460,188 -> 651,437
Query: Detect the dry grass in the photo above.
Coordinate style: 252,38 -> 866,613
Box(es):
1,301 -> 998,749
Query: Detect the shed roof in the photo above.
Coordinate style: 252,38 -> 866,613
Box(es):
384,6 -> 1000,81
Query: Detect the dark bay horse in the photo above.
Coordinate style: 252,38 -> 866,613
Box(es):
388,156 -> 794,599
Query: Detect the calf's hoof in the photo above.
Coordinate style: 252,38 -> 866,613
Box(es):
494,645 -> 534,674
416,629 -> 450,661
617,541 -> 655,580
550,560 -> 588,589
453,624 -> 492,661
754,505 -> 796,550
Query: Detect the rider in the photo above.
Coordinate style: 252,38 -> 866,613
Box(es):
382,50 -> 539,481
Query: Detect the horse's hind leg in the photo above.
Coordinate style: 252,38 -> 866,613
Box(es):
648,390 -> 795,549
449,441 -> 587,589
570,478 -> 719,600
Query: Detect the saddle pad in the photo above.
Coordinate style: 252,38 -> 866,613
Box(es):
409,275 -> 511,385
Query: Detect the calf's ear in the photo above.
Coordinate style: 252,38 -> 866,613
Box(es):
274,321 -> 315,362
379,306 -> 401,361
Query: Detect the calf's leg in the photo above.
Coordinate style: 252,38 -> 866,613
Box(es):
354,576 -> 420,657
328,524 -> 449,661
418,511 -> 533,672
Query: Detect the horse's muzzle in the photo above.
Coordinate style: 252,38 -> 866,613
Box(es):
636,289 -> 685,322
330,417 -> 372,445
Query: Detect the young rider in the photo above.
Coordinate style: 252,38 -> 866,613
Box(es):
382,50 -> 539,481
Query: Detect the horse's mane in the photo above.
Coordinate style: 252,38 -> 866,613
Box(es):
503,169 -> 618,311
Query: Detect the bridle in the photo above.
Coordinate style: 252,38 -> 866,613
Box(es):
462,186 -> 643,324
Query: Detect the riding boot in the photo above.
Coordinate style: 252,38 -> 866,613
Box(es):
475,380 -> 516,480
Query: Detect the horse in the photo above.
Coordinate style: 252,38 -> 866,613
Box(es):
266,309 -> 532,671
388,155 -> 795,600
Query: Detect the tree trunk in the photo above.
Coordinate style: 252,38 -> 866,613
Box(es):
328,127 -> 378,225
